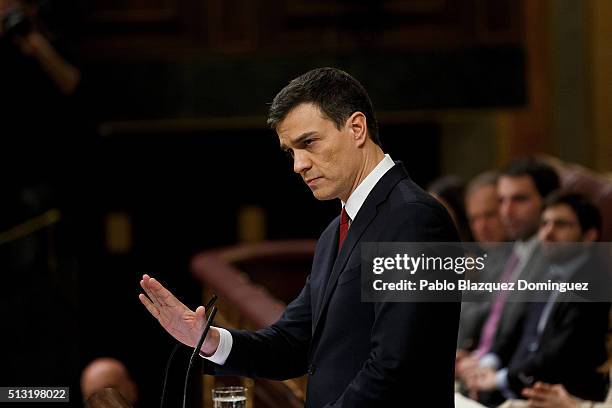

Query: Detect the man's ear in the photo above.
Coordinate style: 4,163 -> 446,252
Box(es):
347,112 -> 368,147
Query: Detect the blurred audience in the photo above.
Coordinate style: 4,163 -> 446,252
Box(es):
456,158 -> 560,402
466,192 -> 610,405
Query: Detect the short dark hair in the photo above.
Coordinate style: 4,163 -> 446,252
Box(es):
501,157 -> 560,199
466,170 -> 499,197
544,191 -> 602,237
267,67 -> 381,146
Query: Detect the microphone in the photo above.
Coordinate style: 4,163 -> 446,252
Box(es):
182,305 -> 218,408
160,294 -> 217,408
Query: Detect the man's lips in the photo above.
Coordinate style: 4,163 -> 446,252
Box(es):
305,177 -> 322,186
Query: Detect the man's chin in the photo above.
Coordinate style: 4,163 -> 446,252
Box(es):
311,189 -> 336,201
505,225 -> 535,242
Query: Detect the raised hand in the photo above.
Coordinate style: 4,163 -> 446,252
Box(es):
139,274 -> 219,355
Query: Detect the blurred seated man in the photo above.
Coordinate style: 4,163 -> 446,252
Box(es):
457,171 -> 511,351
466,192 -> 610,406
81,358 -> 138,406
465,171 -> 508,245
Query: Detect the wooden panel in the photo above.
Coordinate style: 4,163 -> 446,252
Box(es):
263,0 -> 465,50
474,0 -> 522,43
207,0 -> 259,52
86,0 -> 179,27
496,0 -> 551,161
80,0 -> 523,59
284,0 -> 447,17
80,0 -> 206,58
257,0 -> 522,52
587,0 -> 612,172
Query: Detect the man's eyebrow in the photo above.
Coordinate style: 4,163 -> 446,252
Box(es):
280,131 -> 318,150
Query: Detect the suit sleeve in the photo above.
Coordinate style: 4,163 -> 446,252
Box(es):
203,275 -> 312,380
326,203 -> 462,407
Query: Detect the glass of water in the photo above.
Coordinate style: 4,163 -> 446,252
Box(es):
212,386 -> 247,408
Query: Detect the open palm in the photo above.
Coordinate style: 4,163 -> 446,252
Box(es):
139,274 -> 207,349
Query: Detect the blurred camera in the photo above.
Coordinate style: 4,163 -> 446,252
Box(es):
2,8 -> 33,39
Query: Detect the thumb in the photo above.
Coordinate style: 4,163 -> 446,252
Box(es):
195,306 -> 206,320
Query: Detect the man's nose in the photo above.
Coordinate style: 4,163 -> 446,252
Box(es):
499,200 -> 512,220
472,217 -> 485,232
293,150 -> 311,174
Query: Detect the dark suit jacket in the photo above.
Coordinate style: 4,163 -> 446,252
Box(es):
489,245 -> 549,365
204,162 -> 461,407
457,245 -> 513,350
505,258 -> 611,401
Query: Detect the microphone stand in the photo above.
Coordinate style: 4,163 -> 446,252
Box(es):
182,306 -> 218,408
160,294 -> 217,408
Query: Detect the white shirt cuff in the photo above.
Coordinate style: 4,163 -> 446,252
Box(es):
496,368 -> 517,399
200,327 -> 233,365
495,368 -> 509,390
479,353 -> 501,370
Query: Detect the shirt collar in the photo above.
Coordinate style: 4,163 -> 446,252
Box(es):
341,154 -> 395,222
513,233 -> 540,263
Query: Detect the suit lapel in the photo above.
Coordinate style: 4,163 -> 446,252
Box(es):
311,163 -> 409,336
312,218 -> 340,326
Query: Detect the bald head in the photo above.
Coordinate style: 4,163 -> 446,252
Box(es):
81,358 -> 138,404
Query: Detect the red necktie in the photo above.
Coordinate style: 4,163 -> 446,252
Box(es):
338,207 -> 349,250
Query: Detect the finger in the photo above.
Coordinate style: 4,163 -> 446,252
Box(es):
533,382 -> 551,390
140,277 -> 163,308
526,389 -> 549,403
550,384 -> 564,393
522,387 -> 535,397
141,275 -> 179,311
528,393 -> 548,402
148,277 -> 186,308
139,293 -> 160,319
462,365 -> 477,377
465,376 -> 478,389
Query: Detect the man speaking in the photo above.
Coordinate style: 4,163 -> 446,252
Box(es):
139,68 -> 461,407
